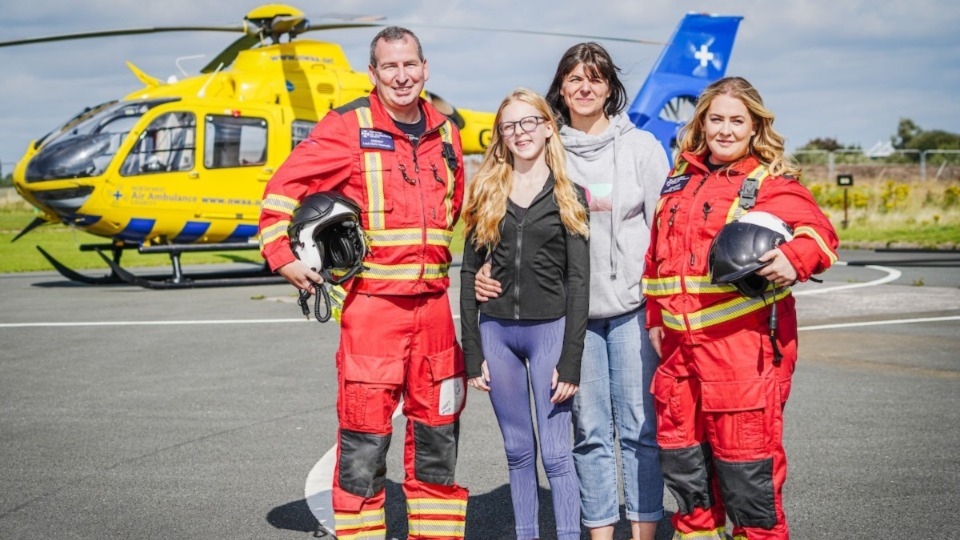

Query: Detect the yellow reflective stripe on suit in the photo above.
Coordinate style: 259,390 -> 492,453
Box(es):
660,288 -> 792,332
262,193 -> 299,215
258,219 -> 290,249
407,497 -> 468,516
331,262 -> 450,281
437,122 -> 457,229
794,225 -> 839,263
365,228 -> 453,248
363,151 -> 386,230
642,275 -> 738,297
407,519 -> 465,537
334,507 -> 385,539
353,107 -> 387,231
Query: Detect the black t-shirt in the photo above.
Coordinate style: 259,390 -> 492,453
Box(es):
706,158 -> 726,172
393,108 -> 427,146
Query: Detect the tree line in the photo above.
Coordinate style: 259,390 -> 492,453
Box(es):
798,118 -> 960,164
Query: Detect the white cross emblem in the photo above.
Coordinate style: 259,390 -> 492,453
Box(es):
694,44 -> 715,68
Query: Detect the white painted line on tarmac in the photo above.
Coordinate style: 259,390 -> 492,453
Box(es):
1,315 -> 461,329
799,315 -> 960,332
0,319 -> 306,328
305,403 -> 405,535
793,261 -> 901,296
304,443 -> 339,536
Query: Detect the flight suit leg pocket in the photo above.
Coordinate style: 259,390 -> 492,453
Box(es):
424,344 -> 466,422
701,378 -> 767,454
340,353 -> 403,432
651,371 -> 695,446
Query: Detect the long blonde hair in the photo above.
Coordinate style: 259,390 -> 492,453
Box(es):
462,88 -> 589,248
676,76 -> 801,178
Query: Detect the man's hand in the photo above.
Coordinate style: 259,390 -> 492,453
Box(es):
757,248 -> 798,288
277,259 -> 323,292
649,326 -> 665,358
474,262 -> 502,302
468,360 -> 491,392
550,369 -> 578,403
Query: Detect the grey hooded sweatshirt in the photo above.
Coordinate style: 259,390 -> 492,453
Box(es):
560,113 -> 669,319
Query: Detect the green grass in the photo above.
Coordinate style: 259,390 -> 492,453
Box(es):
835,222 -> 960,248
0,206 -> 468,274
0,208 -> 263,273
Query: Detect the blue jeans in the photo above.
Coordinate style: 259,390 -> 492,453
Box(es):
571,306 -> 664,527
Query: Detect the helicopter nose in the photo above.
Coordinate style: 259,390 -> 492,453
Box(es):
30,186 -> 95,222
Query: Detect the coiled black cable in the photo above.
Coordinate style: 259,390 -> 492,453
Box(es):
298,282 -> 332,323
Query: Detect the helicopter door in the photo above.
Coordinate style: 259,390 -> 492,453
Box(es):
186,112 -> 271,240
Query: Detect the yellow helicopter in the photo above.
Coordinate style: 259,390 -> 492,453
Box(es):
3,4 -> 741,288
3,4 -> 499,288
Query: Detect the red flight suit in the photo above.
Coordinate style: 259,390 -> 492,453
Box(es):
259,90 -> 468,539
642,153 -> 839,539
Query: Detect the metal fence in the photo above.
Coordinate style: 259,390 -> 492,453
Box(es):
793,149 -> 960,182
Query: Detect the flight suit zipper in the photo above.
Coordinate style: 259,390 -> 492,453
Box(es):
408,122 -> 444,286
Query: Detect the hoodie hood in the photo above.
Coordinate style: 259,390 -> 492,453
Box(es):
560,113 -> 636,161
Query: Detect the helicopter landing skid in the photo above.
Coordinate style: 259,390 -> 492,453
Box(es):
36,245 -> 128,285
36,243 -> 285,289
93,248 -> 285,290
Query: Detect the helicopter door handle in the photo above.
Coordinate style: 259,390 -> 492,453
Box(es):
187,172 -> 199,179
258,167 -> 275,182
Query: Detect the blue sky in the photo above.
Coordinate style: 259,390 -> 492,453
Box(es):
1,0 -> 958,170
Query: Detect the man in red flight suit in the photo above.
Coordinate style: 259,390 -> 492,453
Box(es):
259,27 -> 468,540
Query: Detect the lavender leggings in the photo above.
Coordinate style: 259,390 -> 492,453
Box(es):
479,314 -> 581,540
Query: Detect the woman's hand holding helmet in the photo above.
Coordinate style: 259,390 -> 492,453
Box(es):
756,248 -> 798,288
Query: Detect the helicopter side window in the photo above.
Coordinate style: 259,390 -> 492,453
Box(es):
291,120 -> 316,150
120,112 -> 196,176
204,115 -> 268,169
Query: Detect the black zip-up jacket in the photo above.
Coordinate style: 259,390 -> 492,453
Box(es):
460,173 -> 590,385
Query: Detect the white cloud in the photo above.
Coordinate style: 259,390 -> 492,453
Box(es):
1,0 -> 958,169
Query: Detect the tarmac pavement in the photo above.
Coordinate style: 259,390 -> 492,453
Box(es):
0,248 -> 957,539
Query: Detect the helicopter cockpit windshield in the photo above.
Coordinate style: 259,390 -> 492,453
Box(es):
25,98 -> 179,182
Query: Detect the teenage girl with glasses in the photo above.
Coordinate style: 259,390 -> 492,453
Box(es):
460,87 -> 590,540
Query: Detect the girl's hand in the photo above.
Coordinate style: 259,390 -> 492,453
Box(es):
550,368 -> 578,403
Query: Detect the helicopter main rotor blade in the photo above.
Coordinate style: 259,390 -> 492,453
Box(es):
0,26 -> 246,49
201,21 -> 382,73
200,34 -> 261,73
384,24 -> 664,45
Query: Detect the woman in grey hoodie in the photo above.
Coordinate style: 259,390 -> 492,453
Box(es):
476,42 -> 669,540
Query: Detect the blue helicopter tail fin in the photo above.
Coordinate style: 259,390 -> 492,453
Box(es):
627,13 -> 743,157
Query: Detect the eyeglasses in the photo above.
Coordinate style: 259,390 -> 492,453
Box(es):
497,116 -> 546,137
